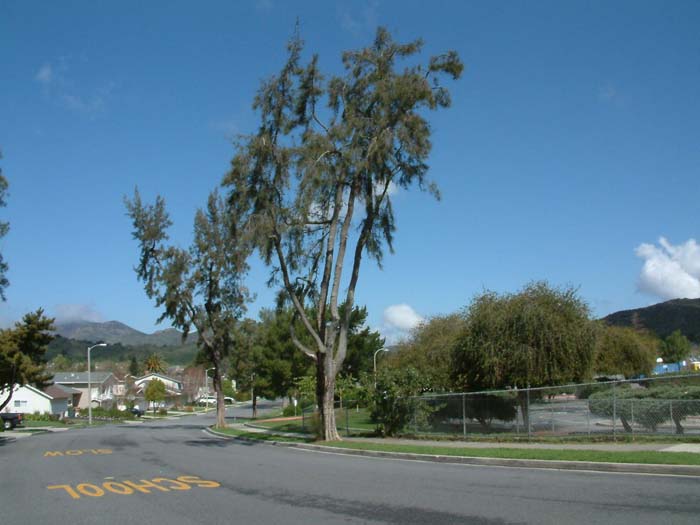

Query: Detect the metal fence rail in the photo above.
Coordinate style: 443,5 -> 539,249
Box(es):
398,373 -> 700,440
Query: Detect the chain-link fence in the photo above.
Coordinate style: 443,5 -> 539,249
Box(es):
396,374 -> 700,440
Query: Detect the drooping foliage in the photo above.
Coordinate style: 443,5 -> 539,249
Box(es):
452,282 -> 596,392
594,324 -> 657,378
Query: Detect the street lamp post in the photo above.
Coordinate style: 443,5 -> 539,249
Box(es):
205,368 -> 215,407
373,348 -> 389,388
87,343 -> 107,426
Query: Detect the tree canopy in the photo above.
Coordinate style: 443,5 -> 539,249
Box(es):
125,189 -> 251,428
452,282 -> 596,391
223,27 -> 462,440
661,330 -> 691,364
594,324 -> 657,378
0,150 -> 9,300
0,309 -> 55,411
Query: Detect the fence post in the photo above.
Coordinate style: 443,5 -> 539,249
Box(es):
669,400 -> 673,435
526,386 -> 531,441
462,394 -> 467,439
345,406 -> 350,437
612,383 -> 617,441
587,399 -> 591,436
630,399 -> 634,438
550,402 -> 555,433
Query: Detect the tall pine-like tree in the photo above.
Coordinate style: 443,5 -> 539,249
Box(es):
224,28 -> 462,440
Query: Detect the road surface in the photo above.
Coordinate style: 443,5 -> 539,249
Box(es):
1,408 -> 698,524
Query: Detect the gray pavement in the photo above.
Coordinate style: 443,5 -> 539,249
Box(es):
1,408 -> 700,524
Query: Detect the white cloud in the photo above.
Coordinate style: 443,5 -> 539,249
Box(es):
35,64 -> 53,85
52,304 -> 105,324
379,303 -> 424,344
338,1 -> 379,37
635,237 -> 700,300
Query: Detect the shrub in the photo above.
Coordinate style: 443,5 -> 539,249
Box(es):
158,408 -> 168,416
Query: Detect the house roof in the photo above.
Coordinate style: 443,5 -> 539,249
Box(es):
44,383 -> 81,399
53,372 -> 114,385
135,372 -> 182,386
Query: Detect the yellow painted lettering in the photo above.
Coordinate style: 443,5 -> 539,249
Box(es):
96,449 -> 112,455
103,482 -> 134,495
123,479 -> 170,493
65,450 -> 83,456
152,478 -> 191,491
47,484 -> 80,499
176,475 -> 220,488
77,483 -> 105,497
44,451 -> 63,457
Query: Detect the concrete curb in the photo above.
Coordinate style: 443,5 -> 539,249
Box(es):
203,427 -> 700,477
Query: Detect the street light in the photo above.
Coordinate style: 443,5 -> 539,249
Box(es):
87,343 -> 107,426
205,368 -> 215,407
373,347 -> 389,388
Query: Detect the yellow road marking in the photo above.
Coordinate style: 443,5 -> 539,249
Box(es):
44,449 -> 112,457
46,475 -> 220,500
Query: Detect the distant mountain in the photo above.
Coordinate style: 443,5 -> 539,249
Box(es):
603,298 -> 700,342
55,320 -> 192,347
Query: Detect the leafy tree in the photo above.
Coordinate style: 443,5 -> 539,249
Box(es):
49,354 -> 73,372
143,353 -> 166,374
0,150 -> 9,300
128,355 -> 141,376
371,366 -> 433,436
661,330 -> 691,364
384,313 -> 463,391
452,282 -> 596,427
594,324 -> 657,378
0,309 -> 55,411
144,378 -> 166,416
224,28 -> 462,440
341,306 -> 385,379
125,189 -> 251,428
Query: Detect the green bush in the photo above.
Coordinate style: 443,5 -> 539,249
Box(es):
158,408 -> 168,416
589,384 -> 700,434
370,367 -> 434,436
89,407 -> 135,420
24,411 -> 61,422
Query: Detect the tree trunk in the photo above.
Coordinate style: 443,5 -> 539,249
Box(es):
317,352 -> 340,441
672,412 -> 684,435
252,392 -> 257,419
620,415 -> 633,433
213,366 -> 226,429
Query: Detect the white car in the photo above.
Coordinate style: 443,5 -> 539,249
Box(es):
197,395 -> 235,405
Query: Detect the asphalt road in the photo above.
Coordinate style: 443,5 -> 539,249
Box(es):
1,409 -> 699,524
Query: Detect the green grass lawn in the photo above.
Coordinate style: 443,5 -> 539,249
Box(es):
319,441 -> 700,466
255,408 -> 375,435
22,420 -> 71,428
210,425 -> 700,466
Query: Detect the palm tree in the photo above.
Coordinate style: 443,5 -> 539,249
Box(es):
143,353 -> 166,374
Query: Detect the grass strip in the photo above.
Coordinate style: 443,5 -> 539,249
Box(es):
319,441 -> 700,466
211,427 -> 313,443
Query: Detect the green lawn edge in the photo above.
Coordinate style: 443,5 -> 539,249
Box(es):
211,426 -> 700,466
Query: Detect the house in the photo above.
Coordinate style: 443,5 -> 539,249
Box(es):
52,372 -> 119,409
133,372 -> 183,409
0,383 -> 82,417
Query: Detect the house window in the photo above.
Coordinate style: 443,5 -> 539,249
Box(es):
14,400 -> 27,408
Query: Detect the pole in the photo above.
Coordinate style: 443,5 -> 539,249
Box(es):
373,348 -> 388,388
462,393 -> 467,439
87,343 -> 106,426
88,346 -> 92,426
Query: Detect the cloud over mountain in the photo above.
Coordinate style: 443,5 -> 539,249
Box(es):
636,237 -> 700,300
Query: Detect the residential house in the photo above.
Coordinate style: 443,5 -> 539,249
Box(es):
133,372 -> 183,409
0,383 -> 81,417
52,372 -> 119,409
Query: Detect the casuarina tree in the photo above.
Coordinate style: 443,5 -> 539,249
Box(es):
223,28 -> 462,441
125,190 -> 251,428
0,151 -> 10,300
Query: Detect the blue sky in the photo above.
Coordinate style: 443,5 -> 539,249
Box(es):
1,1 -> 699,342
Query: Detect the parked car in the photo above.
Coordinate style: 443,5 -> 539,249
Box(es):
1,412 -> 23,430
130,407 -> 145,417
197,395 -> 235,405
